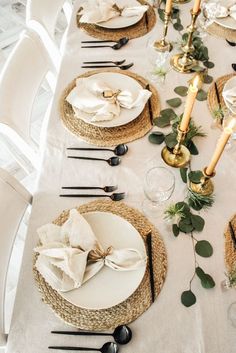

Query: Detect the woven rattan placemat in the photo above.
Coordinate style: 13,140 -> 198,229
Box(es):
225,215 -> 236,273
77,0 -> 156,40
33,200 -> 167,330
60,69 -> 160,147
207,22 -> 236,42
207,73 -> 236,119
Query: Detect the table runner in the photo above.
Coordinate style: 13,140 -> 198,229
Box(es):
6,1 -> 236,352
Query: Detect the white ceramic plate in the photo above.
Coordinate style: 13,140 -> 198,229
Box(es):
214,0 -> 236,30
97,0 -> 145,29
60,211 -> 146,310
222,75 -> 236,113
73,72 -> 146,128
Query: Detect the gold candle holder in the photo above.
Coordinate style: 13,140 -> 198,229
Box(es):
154,11 -> 173,52
170,9 -> 201,73
189,167 -> 215,196
161,127 -> 190,168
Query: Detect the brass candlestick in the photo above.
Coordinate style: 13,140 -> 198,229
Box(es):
170,9 -> 201,73
161,127 -> 190,168
154,11 -> 172,52
189,167 -> 215,196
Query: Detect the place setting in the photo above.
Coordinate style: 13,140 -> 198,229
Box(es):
60,68 -> 160,146
76,0 -> 156,41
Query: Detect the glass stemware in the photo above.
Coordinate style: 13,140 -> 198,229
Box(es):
142,166 -> 175,218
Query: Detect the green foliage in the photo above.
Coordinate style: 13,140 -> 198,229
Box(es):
197,89 -> 208,101
180,168 -> 188,183
148,132 -> 165,144
166,97 -> 182,108
181,290 -> 196,307
174,86 -> 188,97
165,132 -> 178,149
195,240 -> 213,257
196,267 -> 215,288
226,266 -> 236,288
188,170 -> 203,183
188,189 -> 215,211
172,224 -> 180,237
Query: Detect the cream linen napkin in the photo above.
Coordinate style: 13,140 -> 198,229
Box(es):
34,209 -> 146,292
79,0 -> 148,24
204,2 -> 236,22
222,85 -> 236,114
66,76 -> 152,122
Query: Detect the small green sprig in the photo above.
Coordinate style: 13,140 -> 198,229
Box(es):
225,267 -> 236,288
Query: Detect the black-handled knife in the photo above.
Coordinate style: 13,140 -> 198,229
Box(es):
146,231 -> 155,303
229,222 -> 236,249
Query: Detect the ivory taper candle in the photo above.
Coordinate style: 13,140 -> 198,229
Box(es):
179,74 -> 200,132
165,0 -> 172,14
206,118 -> 236,175
192,0 -> 201,14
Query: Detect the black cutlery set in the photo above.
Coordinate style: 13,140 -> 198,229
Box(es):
225,40 -> 236,71
60,144 -> 128,200
49,324 -> 132,352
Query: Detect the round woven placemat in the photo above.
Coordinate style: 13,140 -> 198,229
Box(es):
77,0 -> 156,40
224,215 -> 236,273
60,69 -> 160,147
33,200 -> 167,330
207,73 -> 236,119
207,22 -> 236,42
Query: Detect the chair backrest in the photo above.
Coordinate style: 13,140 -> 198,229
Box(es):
0,30 -> 55,167
26,0 -> 73,40
0,168 -> 32,346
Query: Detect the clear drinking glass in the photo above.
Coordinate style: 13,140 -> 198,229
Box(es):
142,166 -> 175,218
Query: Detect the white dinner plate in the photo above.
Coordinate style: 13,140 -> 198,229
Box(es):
222,75 -> 236,113
73,72 -> 146,128
59,211 -> 146,310
97,0 -> 145,29
214,0 -> 236,30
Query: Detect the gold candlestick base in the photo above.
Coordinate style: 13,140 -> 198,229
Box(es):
170,53 -> 197,73
161,145 -> 190,168
161,127 -> 190,168
153,11 -> 172,53
189,167 -> 215,196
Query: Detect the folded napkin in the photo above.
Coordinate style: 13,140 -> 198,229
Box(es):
79,0 -> 148,24
66,76 -> 152,122
204,1 -> 236,22
34,209 -> 146,292
222,85 -> 236,113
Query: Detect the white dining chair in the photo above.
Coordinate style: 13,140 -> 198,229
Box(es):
26,0 -> 73,69
0,168 -> 32,347
0,29 -> 56,172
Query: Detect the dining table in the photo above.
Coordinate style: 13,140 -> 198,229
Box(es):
6,1 -> 236,352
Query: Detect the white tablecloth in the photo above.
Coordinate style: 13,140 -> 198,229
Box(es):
6,1 -> 236,352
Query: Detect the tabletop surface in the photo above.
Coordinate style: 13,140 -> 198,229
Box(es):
6,1 -> 236,352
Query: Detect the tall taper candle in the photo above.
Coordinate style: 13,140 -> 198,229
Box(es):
165,0 -> 172,14
179,74 -> 200,132
193,0 -> 201,14
206,118 -> 236,175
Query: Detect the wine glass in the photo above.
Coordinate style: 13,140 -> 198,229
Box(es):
142,166 -> 175,218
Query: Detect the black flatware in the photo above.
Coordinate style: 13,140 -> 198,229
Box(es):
67,156 -> 121,166
48,342 -> 119,353
81,63 -> 133,70
145,83 -> 153,124
81,38 -> 128,50
67,144 -> 128,156
226,39 -> 236,46
59,192 -> 125,201
214,81 -> 224,124
229,222 -> 236,249
61,185 -> 118,192
232,63 -> 236,71
83,60 -> 126,65
51,325 -> 132,345
81,37 -> 129,46
146,231 -> 155,303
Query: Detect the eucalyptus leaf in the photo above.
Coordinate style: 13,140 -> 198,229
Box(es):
158,8 -> 165,21
186,141 -> 199,155
173,224 -> 180,237
180,168 -> 188,183
148,132 -> 165,145
166,97 -> 182,108
173,22 -> 184,31
174,86 -> 188,97
179,220 -> 194,233
175,201 -> 190,215
182,33 -> 188,42
188,170 -> 203,183
201,273 -> 215,289
191,214 -> 205,232
171,7 -> 180,19
196,266 -> 206,280
195,240 -> 213,257
165,133 -> 178,149
188,198 -> 203,211
203,61 -> 215,69
155,114 -> 171,128
181,290 -> 196,307
203,75 -> 213,84
160,108 -> 177,120
197,89 -> 207,101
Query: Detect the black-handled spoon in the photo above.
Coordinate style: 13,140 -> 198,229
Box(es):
83,60 -> 126,65
61,185 -> 118,193
51,325 -> 132,345
67,144 -> 128,156
67,156 -> 121,166
232,63 -> 236,71
81,40 -> 128,50
59,192 -> 125,201
49,342 -> 118,353
226,39 -> 236,46
82,63 -> 133,70
81,37 -> 129,45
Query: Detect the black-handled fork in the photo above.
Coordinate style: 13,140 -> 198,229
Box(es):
59,192 -> 125,201
61,185 -> 118,192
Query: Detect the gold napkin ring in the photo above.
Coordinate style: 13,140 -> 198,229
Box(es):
89,246 -> 113,260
